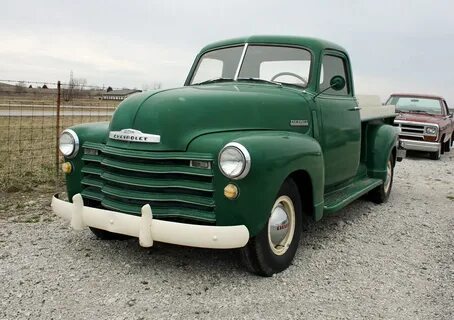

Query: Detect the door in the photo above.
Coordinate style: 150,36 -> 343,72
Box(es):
442,100 -> 454,140
316,52 -> 361,188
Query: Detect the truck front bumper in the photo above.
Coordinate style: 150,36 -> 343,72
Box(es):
51,193 -> 249,249
400,139 -> 440,153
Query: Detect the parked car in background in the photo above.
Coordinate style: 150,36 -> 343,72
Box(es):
386,93 -> 454,160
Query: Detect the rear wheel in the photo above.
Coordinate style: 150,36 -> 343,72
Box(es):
445,137 -> 451,152
240,179 -> 302,277
369,155 -> 394,204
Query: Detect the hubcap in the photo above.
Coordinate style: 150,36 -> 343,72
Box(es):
268,196 -> 295,256
383,160 -> 392,193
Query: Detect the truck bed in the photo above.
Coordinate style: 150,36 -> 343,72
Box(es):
357,95 -> 395,121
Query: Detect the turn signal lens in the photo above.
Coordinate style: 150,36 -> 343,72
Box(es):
224,184 -> 239,200
61,162 -> 73,174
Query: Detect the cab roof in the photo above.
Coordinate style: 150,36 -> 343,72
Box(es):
390,93 -> 445,100
200,35 -> 346,54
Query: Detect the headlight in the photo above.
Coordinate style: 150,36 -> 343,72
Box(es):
59,129 -> 79,158
218,142 -> 251,179
424,126 -> 438,136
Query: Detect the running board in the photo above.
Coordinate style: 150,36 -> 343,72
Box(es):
323,178 -> 382,214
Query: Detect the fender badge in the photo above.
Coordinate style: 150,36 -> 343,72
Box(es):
290,120 -> 308,127
109,129 -> 160,143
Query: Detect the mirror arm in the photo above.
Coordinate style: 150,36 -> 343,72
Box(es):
312,85 -> 335,101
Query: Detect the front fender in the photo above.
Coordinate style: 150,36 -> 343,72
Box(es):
188,131 -> 324,236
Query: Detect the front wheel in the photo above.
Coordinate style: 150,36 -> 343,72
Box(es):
430,144 -> 441,160
240,179 -> 302,277
369,155 -> 394,204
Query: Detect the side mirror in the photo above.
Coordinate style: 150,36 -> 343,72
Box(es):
312,75 -> 347,101
330,75 -> 346,91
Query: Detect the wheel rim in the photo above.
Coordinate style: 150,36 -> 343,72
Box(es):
383,160 -> 392,194
268,196 -> 295,256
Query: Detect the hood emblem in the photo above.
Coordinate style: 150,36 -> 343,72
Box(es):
290,120 -> 308,127
109,129 -> 161,143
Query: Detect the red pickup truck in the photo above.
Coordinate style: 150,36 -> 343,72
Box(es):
386,93 -> 454,160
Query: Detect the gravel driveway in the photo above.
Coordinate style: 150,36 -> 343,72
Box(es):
1,152 -> 453,320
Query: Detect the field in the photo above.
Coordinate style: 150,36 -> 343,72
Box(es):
0,113 -> 112,191
0,82 -> 120,192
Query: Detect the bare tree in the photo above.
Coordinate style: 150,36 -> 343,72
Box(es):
15,81 -> 26,93
142,82 -> 162,91
63,71 -> 88,101
142,83 -> 150,91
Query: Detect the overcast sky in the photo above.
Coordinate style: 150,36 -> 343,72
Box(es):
1,0 -> 454,103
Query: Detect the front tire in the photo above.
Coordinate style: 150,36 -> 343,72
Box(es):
369,155 -> 394,204
240,179 -> 302,276
430,144 -> 441,160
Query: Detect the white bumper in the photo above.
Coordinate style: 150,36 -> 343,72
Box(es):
51,193 -> 249,249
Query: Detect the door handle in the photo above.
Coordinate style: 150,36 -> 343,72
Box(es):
348,107 -> 361,111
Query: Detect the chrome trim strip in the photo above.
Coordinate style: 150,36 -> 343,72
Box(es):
234,43 -> 248,80
399,132 -> 424,138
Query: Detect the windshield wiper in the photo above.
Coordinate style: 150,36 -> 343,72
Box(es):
192,77 -> 233,85
409,110 -> 431,114
237,78 -> 283,87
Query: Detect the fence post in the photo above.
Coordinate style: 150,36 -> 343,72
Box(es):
56,81 -> 61,175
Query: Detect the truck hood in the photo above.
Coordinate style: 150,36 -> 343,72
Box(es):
107,83 -> 311,151
395,112 -> 443,124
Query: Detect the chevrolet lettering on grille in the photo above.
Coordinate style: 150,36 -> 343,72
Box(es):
109,129 -> 160,143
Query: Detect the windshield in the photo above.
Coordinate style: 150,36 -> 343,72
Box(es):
387,96 -> 442,115
190,45 -> 311,88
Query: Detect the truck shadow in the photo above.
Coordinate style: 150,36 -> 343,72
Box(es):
72,196 -> 380,280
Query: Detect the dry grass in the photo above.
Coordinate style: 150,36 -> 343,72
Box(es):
0,113 -> 111,192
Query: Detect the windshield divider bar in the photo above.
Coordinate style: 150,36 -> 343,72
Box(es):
234,43 -> 248,81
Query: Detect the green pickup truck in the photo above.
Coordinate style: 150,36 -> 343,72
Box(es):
52,35 -> 403,276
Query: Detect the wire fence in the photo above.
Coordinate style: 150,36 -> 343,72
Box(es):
0,79 -> 126,192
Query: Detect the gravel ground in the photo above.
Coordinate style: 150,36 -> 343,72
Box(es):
1,152 -> 453,320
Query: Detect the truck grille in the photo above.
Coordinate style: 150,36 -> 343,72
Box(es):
79,142 -> 216,223
394,121 -> 424,139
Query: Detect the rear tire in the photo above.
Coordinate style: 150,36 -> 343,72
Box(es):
240,179 -> 302,276
445,138 -> 451,152
369,155 -> 394,204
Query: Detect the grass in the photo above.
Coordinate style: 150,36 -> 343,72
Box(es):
0,114 -> 111,192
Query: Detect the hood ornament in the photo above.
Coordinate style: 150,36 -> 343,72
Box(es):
109,129 -> 160,143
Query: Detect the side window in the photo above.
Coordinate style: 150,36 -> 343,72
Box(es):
320,54 -> 349,95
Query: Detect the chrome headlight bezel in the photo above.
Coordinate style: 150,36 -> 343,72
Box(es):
218,142 -> 251,180
424,125 -> 438,136
59,129 -> 79,158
